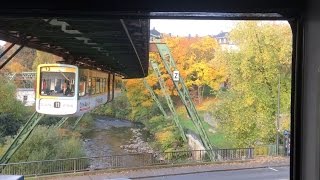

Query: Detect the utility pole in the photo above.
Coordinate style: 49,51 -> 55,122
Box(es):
276,73 -> 281,155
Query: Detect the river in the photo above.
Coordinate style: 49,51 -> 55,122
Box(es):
82,115 -> 154,169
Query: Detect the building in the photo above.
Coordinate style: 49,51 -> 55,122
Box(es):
4,72 -> 36,106
212,31 -> 239,52
16,88 -> 35,106
150,27 -> 161,40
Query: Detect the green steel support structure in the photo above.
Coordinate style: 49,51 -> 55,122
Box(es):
54,117 -> 70,128
0,112 -> 44,165
154,42 -> 217,160
150,61 -> 187,142
143,79 -> 168,118
72,114 -> 85,130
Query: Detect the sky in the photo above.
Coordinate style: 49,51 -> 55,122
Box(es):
0,40 -> 5,46
150,20 -> 237,37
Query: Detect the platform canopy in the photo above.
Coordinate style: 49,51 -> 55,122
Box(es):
0,17 -> 149,78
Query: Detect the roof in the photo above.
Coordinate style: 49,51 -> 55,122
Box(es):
150,27 -> 161,37
213,32 -> 229,39
0,17 -> 150,78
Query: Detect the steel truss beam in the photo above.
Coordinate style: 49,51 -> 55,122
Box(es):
0,45 -> 24,70
54,117 -> 69,128
0,43 -> 15,59
0,112 -> 44,165
143,78 -> 168,118
153,42 -> 218,161
150,61 -> 187,142
72,114 -> 85,130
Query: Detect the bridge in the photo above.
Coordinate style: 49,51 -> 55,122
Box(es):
0,18 -> 149,78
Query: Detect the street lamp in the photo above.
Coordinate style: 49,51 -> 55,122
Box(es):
276,73 -> 280,155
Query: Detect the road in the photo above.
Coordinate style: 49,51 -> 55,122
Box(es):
55,157 -> 290,180
136,166 -> 289,180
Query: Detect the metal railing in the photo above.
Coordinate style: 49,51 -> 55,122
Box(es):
0,148 -> 253,177
254,145 -> 287,156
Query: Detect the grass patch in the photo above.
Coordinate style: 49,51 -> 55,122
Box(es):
176,100 -> 235,149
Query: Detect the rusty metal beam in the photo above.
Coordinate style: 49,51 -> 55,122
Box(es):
0,45 -> 24,70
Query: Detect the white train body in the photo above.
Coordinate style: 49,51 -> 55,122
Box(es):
36,64 -> 120,116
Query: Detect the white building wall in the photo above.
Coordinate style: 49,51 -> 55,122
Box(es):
16,88 -> 35,106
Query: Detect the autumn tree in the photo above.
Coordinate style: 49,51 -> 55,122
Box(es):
1,44 -> 36,73
32,50 -> 62,70
214,21 -> 292,147
167,36 -> 226,103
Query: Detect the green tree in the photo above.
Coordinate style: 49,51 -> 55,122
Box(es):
0,77 -> 27,118
214,21 -> 292,147
0,77 -> 30,141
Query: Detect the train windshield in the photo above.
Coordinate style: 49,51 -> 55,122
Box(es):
40,71 -> 76,97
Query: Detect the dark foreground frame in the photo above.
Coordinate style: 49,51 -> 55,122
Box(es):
0,0 -> 313,179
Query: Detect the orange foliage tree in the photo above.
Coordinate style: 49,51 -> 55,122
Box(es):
124,35 -> 228,117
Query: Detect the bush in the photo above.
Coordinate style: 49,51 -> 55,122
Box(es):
0,77 -> 31,141
0,113 -> 22,141
0,126 -> 86,162
93,94 -> 131,119
38,116 -> 61,126
71,113 -> 95,134
0,77 -> 28,118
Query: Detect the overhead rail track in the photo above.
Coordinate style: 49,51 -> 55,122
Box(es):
0,18 -> 149,78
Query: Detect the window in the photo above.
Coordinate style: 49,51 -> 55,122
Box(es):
100,78 -> 105,93
96,78 -> 100,94
91,77 -> 96,95
40,71 -> 75,97
23,95 -> 28,102
87,78 -> 92,95
79,76 -> 86,96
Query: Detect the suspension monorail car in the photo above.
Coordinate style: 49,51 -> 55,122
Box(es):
35,64 -> 122,116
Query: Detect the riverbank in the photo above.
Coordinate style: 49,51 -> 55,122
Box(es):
81,115 -> 155,168
120,128 -> 155,154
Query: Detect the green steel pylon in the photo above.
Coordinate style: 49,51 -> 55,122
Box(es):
154,42 -> 217,160
0,112 -> 44,165
150,61 -> 187,142
143,79 -> 168,118
72,113 -> 85,130
54,116 -> 69,128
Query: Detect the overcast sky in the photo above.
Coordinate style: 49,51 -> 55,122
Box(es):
150,19 -> 237,37
0,40 -> 5,46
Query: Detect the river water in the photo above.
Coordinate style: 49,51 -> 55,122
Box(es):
82,116 -> 154,169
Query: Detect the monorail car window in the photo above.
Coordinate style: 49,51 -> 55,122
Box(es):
40,71 -> 75,97
79,76 -> 86,97
91,77 -> 96,95
100,78 -> 105,93
96,78 -> 100,94
87,78 -> 91,95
